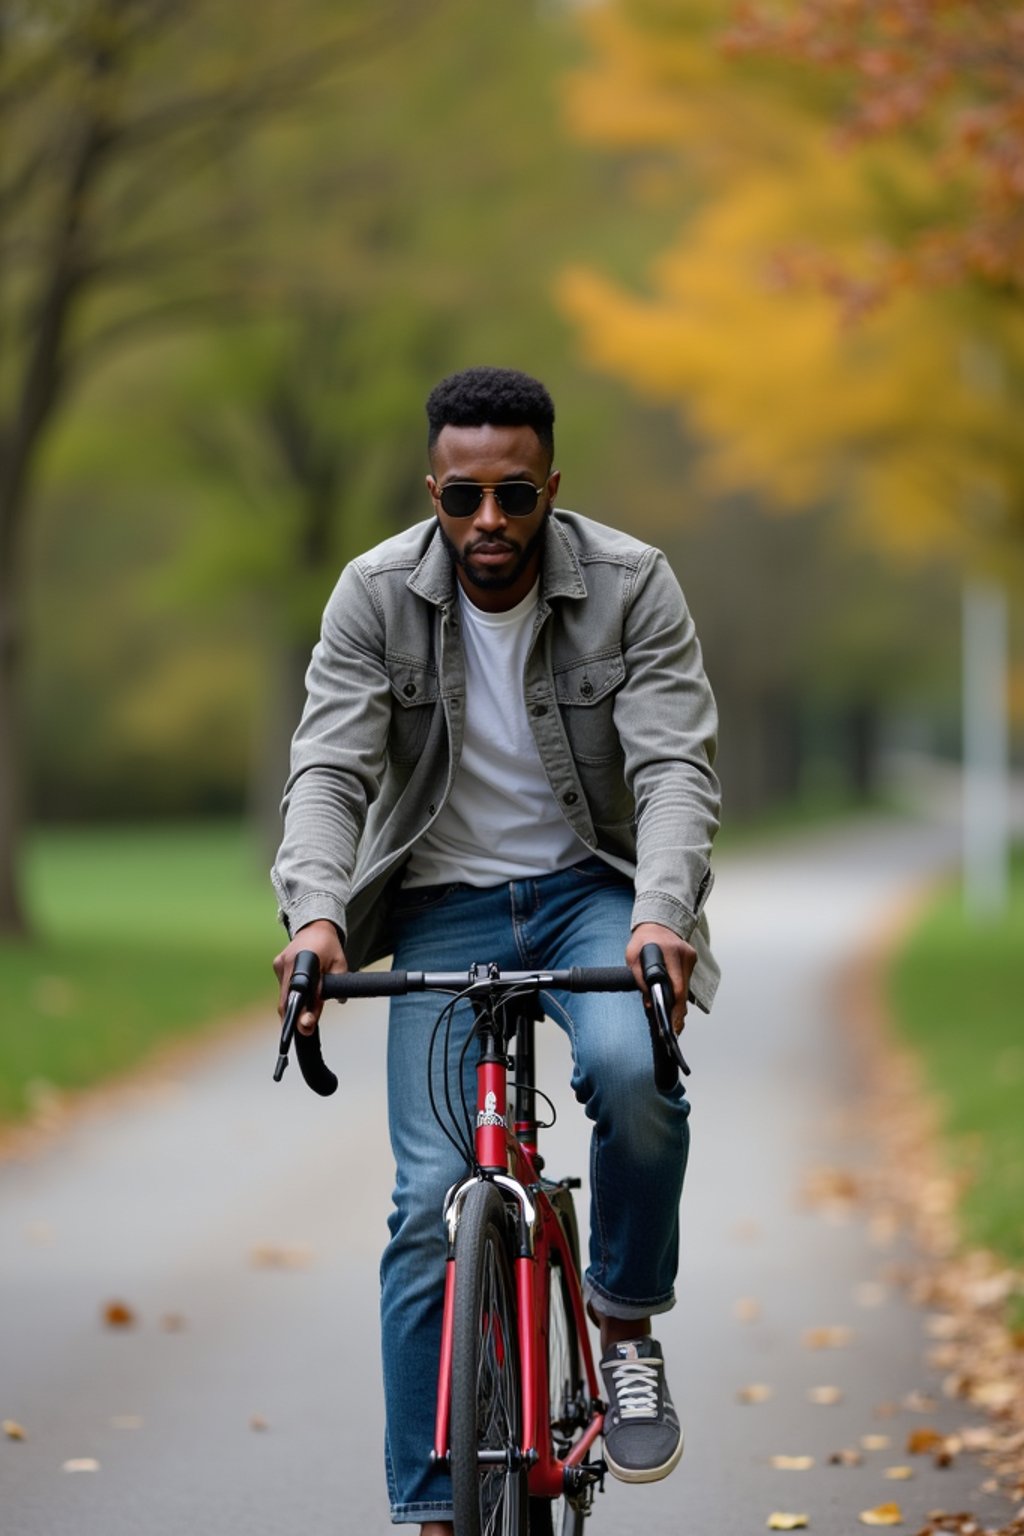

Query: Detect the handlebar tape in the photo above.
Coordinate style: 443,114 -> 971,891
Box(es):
567,966 -> 635,991
294,1023 -> 339,1097
322,970 -> 412,998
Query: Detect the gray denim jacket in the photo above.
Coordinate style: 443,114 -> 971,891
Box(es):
272,508 -> 721,1010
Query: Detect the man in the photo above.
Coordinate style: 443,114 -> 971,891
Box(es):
273,366 -> 720,1532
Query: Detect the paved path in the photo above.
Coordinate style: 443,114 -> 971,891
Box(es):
0,814 -> 1015,1535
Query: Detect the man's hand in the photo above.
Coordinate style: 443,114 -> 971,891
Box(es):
626,922 -> 696,1035
273,920 -> 348,1035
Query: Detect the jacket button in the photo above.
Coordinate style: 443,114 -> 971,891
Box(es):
562,791 -> 579,806
428,803 -> 437,816
532,703 -> 548,717
403,682 -> 416,698
580,680 -> 594,698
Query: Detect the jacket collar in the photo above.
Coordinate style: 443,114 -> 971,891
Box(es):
406,511 -> 587,608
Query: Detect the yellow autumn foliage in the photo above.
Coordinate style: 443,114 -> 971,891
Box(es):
559,0 -> 1024,570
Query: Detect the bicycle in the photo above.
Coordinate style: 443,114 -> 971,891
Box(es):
274,943 -> 688,1535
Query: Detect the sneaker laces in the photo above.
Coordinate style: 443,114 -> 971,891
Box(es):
608,1357 -> 660,1420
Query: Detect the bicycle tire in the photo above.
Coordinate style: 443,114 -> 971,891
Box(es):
450,1181 -> 528,1536
530,1191 -> 588,1536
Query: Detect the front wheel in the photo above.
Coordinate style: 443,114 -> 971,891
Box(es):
450,1181 -> 527,1536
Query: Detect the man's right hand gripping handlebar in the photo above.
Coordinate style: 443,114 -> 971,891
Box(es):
273,921 -> 348,1092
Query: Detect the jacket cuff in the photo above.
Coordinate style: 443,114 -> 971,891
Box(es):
279,891 -> 348,944
630,890 -> 700,941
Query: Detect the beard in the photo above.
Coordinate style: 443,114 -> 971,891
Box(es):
437,508 -> 549,592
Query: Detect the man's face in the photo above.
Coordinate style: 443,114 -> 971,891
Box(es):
426,423 -> 560,612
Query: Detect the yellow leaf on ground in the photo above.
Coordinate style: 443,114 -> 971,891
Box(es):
738,1383 -> 774,1404
735,1297 -> 762,1323
859,1504 -> 902,1525
808,1386 -> 843,1405
249,1414 -> 269,1432
771,1456 -> 815,1470
62,1459 -> 100,1473
828,1448 -> 864,1466
884,1467 -> 914,1480
861,1435 -> 892,1451
768,1514 -> 809,1530
803,1326 -> 854,1349
3,1420 -> 26,1440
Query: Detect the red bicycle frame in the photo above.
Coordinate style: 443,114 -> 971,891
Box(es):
432,1000 -> 605,1498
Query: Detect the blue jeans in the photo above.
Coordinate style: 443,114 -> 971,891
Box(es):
380,857 -> 692,1523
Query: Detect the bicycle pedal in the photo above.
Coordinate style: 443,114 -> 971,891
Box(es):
558,1176 -> 582,1190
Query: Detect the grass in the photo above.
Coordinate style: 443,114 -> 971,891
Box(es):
0,822 -> 281,1125
887,849 -> 1024,1269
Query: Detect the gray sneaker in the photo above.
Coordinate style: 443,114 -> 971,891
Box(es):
599,1337 -> 684,1483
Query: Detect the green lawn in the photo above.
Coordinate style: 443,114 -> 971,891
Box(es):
0,822 -> 281,1124
887,850 -> 1024,1268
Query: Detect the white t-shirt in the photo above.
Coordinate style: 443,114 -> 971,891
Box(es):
402,582 -> 588,888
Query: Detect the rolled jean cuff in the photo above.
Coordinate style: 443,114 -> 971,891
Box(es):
391,1505 -> 454,1524
584,1276 -> 676,1321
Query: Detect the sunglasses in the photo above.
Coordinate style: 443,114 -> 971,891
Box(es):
436,480 -> 544,519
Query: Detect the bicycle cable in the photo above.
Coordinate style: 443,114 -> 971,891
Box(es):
426,987 -> 478,1168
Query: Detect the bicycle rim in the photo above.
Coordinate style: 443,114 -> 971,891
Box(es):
530,1196 -> 588,1536
450,1182 -> 526,1536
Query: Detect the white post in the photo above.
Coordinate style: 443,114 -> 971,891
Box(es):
962,578 -> 1009,918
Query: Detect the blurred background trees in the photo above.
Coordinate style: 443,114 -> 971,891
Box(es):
2,0 -> 1020,938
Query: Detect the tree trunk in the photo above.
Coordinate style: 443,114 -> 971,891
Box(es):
0,552 -> 29,937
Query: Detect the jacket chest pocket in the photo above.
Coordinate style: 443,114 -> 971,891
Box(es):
386,658 -> 439,763
552,652 -> 625,764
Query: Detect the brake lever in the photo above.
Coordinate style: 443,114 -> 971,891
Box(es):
650,980 -> 690,1078
639,942 -> 691,1088
273,949 -> 321,1082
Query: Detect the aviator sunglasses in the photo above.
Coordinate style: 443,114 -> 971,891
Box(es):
436,480 -> 544,519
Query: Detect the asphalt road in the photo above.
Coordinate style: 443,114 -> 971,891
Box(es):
1,813 -> 1016,1535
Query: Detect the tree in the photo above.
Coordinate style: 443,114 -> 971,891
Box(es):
0,0 -> 402,934
556,0 -> 1024,567
725,0 -> 1024,299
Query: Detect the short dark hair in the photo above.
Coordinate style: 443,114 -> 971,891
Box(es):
426,367 -> 555,464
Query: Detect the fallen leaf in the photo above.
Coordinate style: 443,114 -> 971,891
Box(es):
855,1283 -> 887,1308
862,1435 -> 892,1451
735,1297 -> 762,1323
62,1459 -> 100,1473
768,1514 -> 808,1530
859,1504 -> 903,1526
102,1300 -> 136,1329
160,1313 -> 186,1332
249,1414 -> 269,1432
901,1391 -> 936,1413
906,1429 -> 944,1455
731,1220 -> 762,1243
771,1456 -> 815,1471
802,1166 -> 863,1208
803,1326 -> 854,1349
3,1419 -> 26,1441
828,1448 -> 864,1467
738,1383 -> 775,1404
967,1379 -> 1017,1411
808,1386 -> 843,1405
885,1467 -> 914,1481
249,1243 -> 313,1270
